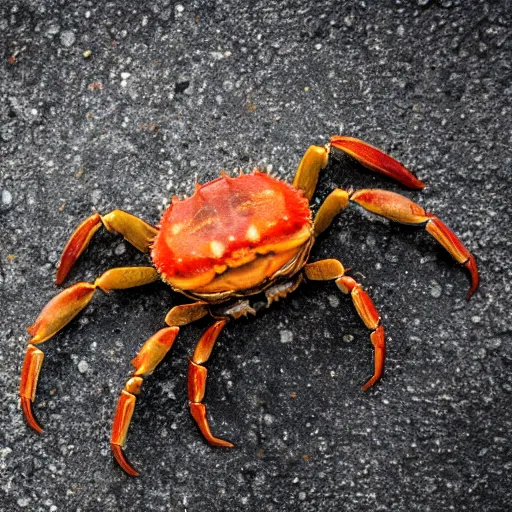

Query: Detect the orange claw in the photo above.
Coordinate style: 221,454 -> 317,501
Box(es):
56,213 -> 102,285
330,136 -> 425,190
111,444 -> 139,477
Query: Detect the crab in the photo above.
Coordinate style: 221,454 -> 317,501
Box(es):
20,135 -> 479,476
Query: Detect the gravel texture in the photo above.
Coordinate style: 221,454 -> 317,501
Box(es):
1,1 -> 511,511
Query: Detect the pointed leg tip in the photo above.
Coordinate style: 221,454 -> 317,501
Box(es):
464,255 -> 479,301
111,444 -> 140,476
362,377 -> 379,391
21,397 -> 44,434
215,439 -> 235,448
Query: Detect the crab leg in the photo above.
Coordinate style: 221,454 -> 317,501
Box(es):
56,210 -> 158,285
293,145 -> 329,200
304,259 -> 385,390
314,188 -> 479,299
111,327 -> 179,476
350,189 -> 479,299
110,301 -> 212,476
21,267 -> 159,433
293,136 -> 424,200
188,319 -> 234,448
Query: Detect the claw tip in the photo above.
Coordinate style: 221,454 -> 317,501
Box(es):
21,397 -> 44,434
111,444 -> 140,476
464,255 -> 479,301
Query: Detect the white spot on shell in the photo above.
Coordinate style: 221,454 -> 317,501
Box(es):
171,223 -> 183,235
246,224 -> 260,242
210,240 -> 225,258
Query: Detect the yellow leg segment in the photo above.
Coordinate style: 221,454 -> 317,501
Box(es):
313,189 -> 350,237
292,145 -> 329,200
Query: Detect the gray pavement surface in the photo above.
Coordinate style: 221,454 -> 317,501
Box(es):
1,1 -> 511,511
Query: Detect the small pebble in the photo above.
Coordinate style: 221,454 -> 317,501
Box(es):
83,50 -> 92,58
343,334 -> 354,343
430,281 -> 442,298
280,330 -> 293,343
77,360 -> 89,373
115,243 -> 126,256
2,189 -> 12,205
328,295 -> 340,308
60,30 -> 76,47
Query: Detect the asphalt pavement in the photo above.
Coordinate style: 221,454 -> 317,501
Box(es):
1,1 -> 511,511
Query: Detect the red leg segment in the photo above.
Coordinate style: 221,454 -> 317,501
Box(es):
56,210 -> 158,285
330,136 -> 425,190
188,319 -> 233,448
56,214 -> 102,285
336,275 -> 386,390
350,189 -> 479,299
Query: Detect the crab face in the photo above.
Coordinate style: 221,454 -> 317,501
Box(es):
151,172 -> 313,300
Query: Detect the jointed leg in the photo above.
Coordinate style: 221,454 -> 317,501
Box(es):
336,276 -> 385,391
292,136 -> 424,201
110,301 -> 214,476
304,259 -> 385,390
313,188 -> 479,299
188,319 -> 234,447
20,266 -> 159,433
56,210 -> 158,285
111,326 -> 179,476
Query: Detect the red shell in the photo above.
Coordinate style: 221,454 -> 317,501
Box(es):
151,172 -> 311,279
